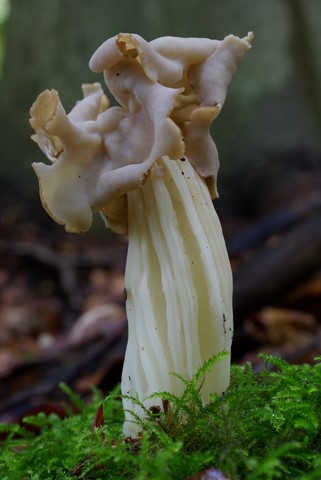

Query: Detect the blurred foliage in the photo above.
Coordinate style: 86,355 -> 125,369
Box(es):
0,0 -> 320,194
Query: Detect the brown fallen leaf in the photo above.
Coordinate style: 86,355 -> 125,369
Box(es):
91,403 -> 105,431
69,303 -> 126,342
244,306 -> 316,347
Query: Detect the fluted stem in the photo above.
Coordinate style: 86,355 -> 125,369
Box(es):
122,156 -> 233,437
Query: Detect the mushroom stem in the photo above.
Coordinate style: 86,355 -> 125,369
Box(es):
122,155 -> 233,437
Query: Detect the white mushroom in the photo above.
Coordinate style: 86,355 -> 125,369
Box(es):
30,32 -> 253,437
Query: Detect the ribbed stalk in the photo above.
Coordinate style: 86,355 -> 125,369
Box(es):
122,156 -> 233,437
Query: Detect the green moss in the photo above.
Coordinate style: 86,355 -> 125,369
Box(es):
1,354 -> 321,479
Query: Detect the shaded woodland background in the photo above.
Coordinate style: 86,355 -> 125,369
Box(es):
0,0 -> 321,423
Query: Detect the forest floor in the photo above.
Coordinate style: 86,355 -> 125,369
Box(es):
0,148 -> 321,424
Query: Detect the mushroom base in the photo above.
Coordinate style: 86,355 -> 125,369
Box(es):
122,156 -> 233,437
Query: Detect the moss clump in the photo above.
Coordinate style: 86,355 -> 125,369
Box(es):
1,354 -> 321,479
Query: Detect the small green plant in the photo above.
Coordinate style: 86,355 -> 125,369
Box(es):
1,354 -> 321,479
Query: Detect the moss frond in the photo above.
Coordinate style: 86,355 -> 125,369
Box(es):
1,355 -> 321,479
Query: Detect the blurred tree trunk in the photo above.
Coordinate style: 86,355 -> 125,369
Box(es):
284,0 -> 321,135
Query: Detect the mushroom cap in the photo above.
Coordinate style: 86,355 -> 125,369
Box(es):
30,33 -> 253,233
90,32 -> 253,198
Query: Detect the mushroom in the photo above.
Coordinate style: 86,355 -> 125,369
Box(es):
29,32 -> 253,437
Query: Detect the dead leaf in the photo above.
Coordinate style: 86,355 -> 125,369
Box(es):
244,307 -> 316,346
91,403 -> 105,431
